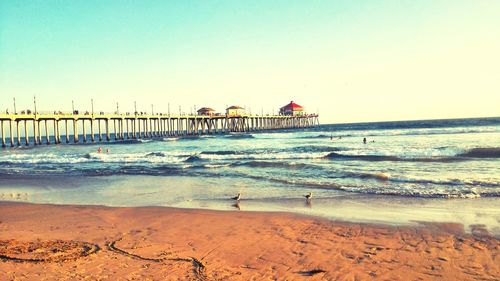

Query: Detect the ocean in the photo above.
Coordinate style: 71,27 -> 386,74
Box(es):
1,117 -> 499,232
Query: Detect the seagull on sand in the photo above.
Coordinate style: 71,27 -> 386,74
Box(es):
232,201 -> 241,210
304,192 -> 312,200
231,193 -> 241,201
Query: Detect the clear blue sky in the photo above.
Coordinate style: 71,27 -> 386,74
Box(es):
1,1 -> 499,123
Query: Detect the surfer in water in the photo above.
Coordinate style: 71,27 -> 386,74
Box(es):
363,137 -> 367,144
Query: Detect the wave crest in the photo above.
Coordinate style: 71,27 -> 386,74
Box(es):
457,147 -> 500,158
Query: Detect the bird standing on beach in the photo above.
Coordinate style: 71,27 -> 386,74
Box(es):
232,201 -> 241,210
231,193 -> 241,201
304,192 -> 312,200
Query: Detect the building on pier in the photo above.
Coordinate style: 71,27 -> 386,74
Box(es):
197,107 -> 216,116
280,101 -> 304,116
226,106 -> 245,117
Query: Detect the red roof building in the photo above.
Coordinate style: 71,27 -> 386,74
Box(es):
197,107 -> 216,116
280,101 -> 305,116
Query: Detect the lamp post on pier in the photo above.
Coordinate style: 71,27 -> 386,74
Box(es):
13,97 -> 16,114
33,96 -> 37,116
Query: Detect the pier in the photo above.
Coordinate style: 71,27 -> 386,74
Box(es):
0,112 -> 319,147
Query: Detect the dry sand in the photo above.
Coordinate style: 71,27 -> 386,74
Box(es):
0,202 -> 498,280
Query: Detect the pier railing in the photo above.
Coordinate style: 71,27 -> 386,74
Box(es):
0,112 -> 319,147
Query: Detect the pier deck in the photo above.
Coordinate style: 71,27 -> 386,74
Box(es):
0,113 -> 319,147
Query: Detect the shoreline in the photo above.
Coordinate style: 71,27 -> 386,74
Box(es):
1,202 -> 499,280
2,174 -> 499,236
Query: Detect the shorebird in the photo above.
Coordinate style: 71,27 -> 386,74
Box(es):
231,193 -> 241,201
232,201 -> 241,210
304,192 -> 312,200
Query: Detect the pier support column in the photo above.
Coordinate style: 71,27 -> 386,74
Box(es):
98,120 -> 102,141
121,119 -> 125,140
155,119 -> 159,137
168,119 -> 171,136
158,119 -> 162,137
133,119 -> 137,139
113,120 -> 117,141
169,118 -> 173,136
175,119 -> 179,136
116,119 -> 123,140
162,119 -> 166,136
149,119 -> 153,138
90,119 -> 95,142
117,119 -> 121,140
173,118 -> 177,136
65,120 -> 70,143
73,119 -> 79,143
152,119 -> 156,137
149,119 -> 153,137
16,121 -> 21,146
53,120 -> 57,144
140,120 -> 144,138
82,120 -> 87,142
1,121 -> 5,147
105,119 -> 110,141
33,119 -> 38,145
159,119 -> 163,137
52,120 -> 57,144
24,120 -> 29,146
148,119 -> 152,138
126,119 -> 130,139
160,119 -> 164,137
9,121 -> 14,147
152,119 -> 155,137
45,120 -> 50,144
37,121 -> 42,144
55,120 -> 61,144
137,119 -> 142,139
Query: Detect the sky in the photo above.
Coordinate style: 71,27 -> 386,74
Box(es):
1,1 -> 499,124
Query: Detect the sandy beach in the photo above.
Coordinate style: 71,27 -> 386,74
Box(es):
0,202 -> 498,280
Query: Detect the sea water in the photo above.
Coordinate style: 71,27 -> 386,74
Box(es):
1,117 -> 499,233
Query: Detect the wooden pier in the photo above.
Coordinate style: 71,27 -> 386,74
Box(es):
0,112 -> 319,147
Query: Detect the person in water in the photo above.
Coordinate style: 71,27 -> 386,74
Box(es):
363,137 -> 367,144
97,147 -> 102,153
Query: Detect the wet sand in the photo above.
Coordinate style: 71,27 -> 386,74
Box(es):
0,202 -> 499,280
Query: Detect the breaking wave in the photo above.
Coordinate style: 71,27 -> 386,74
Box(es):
457,147 -> 500,158
224,134 -> 255,139
324,147 -> 500,162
